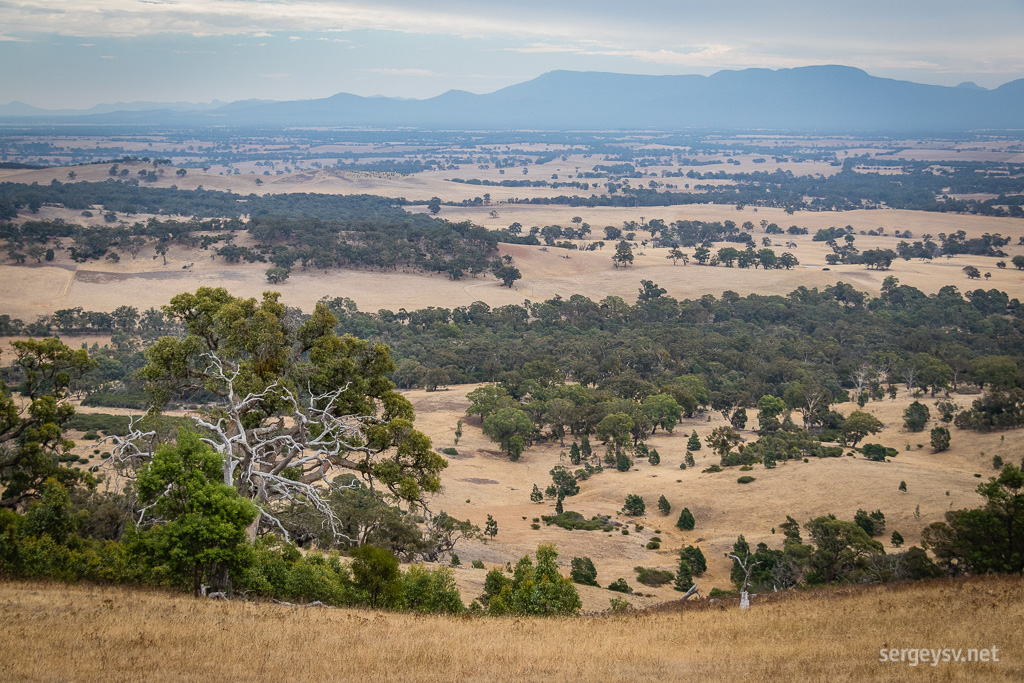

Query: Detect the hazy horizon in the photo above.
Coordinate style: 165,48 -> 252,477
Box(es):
1,1 -> 1022,109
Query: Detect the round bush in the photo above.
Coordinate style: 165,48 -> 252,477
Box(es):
737,476 -> 756,484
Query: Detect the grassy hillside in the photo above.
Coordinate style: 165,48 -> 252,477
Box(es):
1,576 -> 1019,681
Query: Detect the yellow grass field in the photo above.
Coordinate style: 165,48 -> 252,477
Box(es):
1,198 -> 1022,322
402,385 -> 1016,607
0,576 -> 1020,681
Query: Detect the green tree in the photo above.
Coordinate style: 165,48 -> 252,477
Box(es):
657,495 -> 671,515
930,426 -> 951,452
549,466 -> 580,497
492,263 -> 522,288
615,451 -> 633,472
804,515 -> 883,584
485,514 -> 498,539
676,507 -> 695,530
641,393 -> 682,434
972,356 -> 1020,390
622,494 -> 645,516
466,385 -> 514,422
674,554 -> 693,592
0,338 -> 95,508
679,545 -> 707,576
891,531 -> 904,548
569,556 -> 598,586
483,407 -> 533,461
706,426 -> 742,460
265,266 -> 290,284
903,401 -> 930,432
427,197 -> 441,215
133,430 -> 258,596
840,410 -> 884,447
687,430 -> 702,451
350,544 -> 403,608
596,413 -> 634,454
922,464 -> 1024,575
530,484 -> 543,503
666,248 -> 687,265
612,242 -> 634,268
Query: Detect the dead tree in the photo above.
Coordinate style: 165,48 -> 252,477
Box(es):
105,353 -> 393,544
728,552 -> 761,610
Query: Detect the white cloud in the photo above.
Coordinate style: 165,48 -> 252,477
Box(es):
0,1 -> 580,40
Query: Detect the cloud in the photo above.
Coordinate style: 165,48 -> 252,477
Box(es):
0,1 -> 579,40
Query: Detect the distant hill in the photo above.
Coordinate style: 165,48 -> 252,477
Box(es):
4,66 -> 1023,131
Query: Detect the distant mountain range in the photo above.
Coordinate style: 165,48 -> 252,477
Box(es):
3,66 -> 1023,131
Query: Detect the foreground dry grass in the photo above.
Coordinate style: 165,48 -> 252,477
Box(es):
1,577 -> 1020,681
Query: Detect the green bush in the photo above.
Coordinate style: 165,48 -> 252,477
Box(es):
737,476 -> 756,484
607,578 -> 631,593
350,545 -> 403,608
862,443 -> 898,462
441,447 -> 459,456
541,511 -> 614,531
634,566 -> 674,586
402,564 -> 465,614
68,413 -> 131,435
615,452 -> 633,472
483,545 -> 582,616
645,540 -> 660,550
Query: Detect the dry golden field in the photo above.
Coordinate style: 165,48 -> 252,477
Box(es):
401,385 -> 1017,608
0,576 -> 1020,681
1,197 -> 1023,322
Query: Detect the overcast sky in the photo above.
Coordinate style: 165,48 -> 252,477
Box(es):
2,0 -> 1023,109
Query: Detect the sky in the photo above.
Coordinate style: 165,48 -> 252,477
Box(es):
2,0 -> 1023,109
